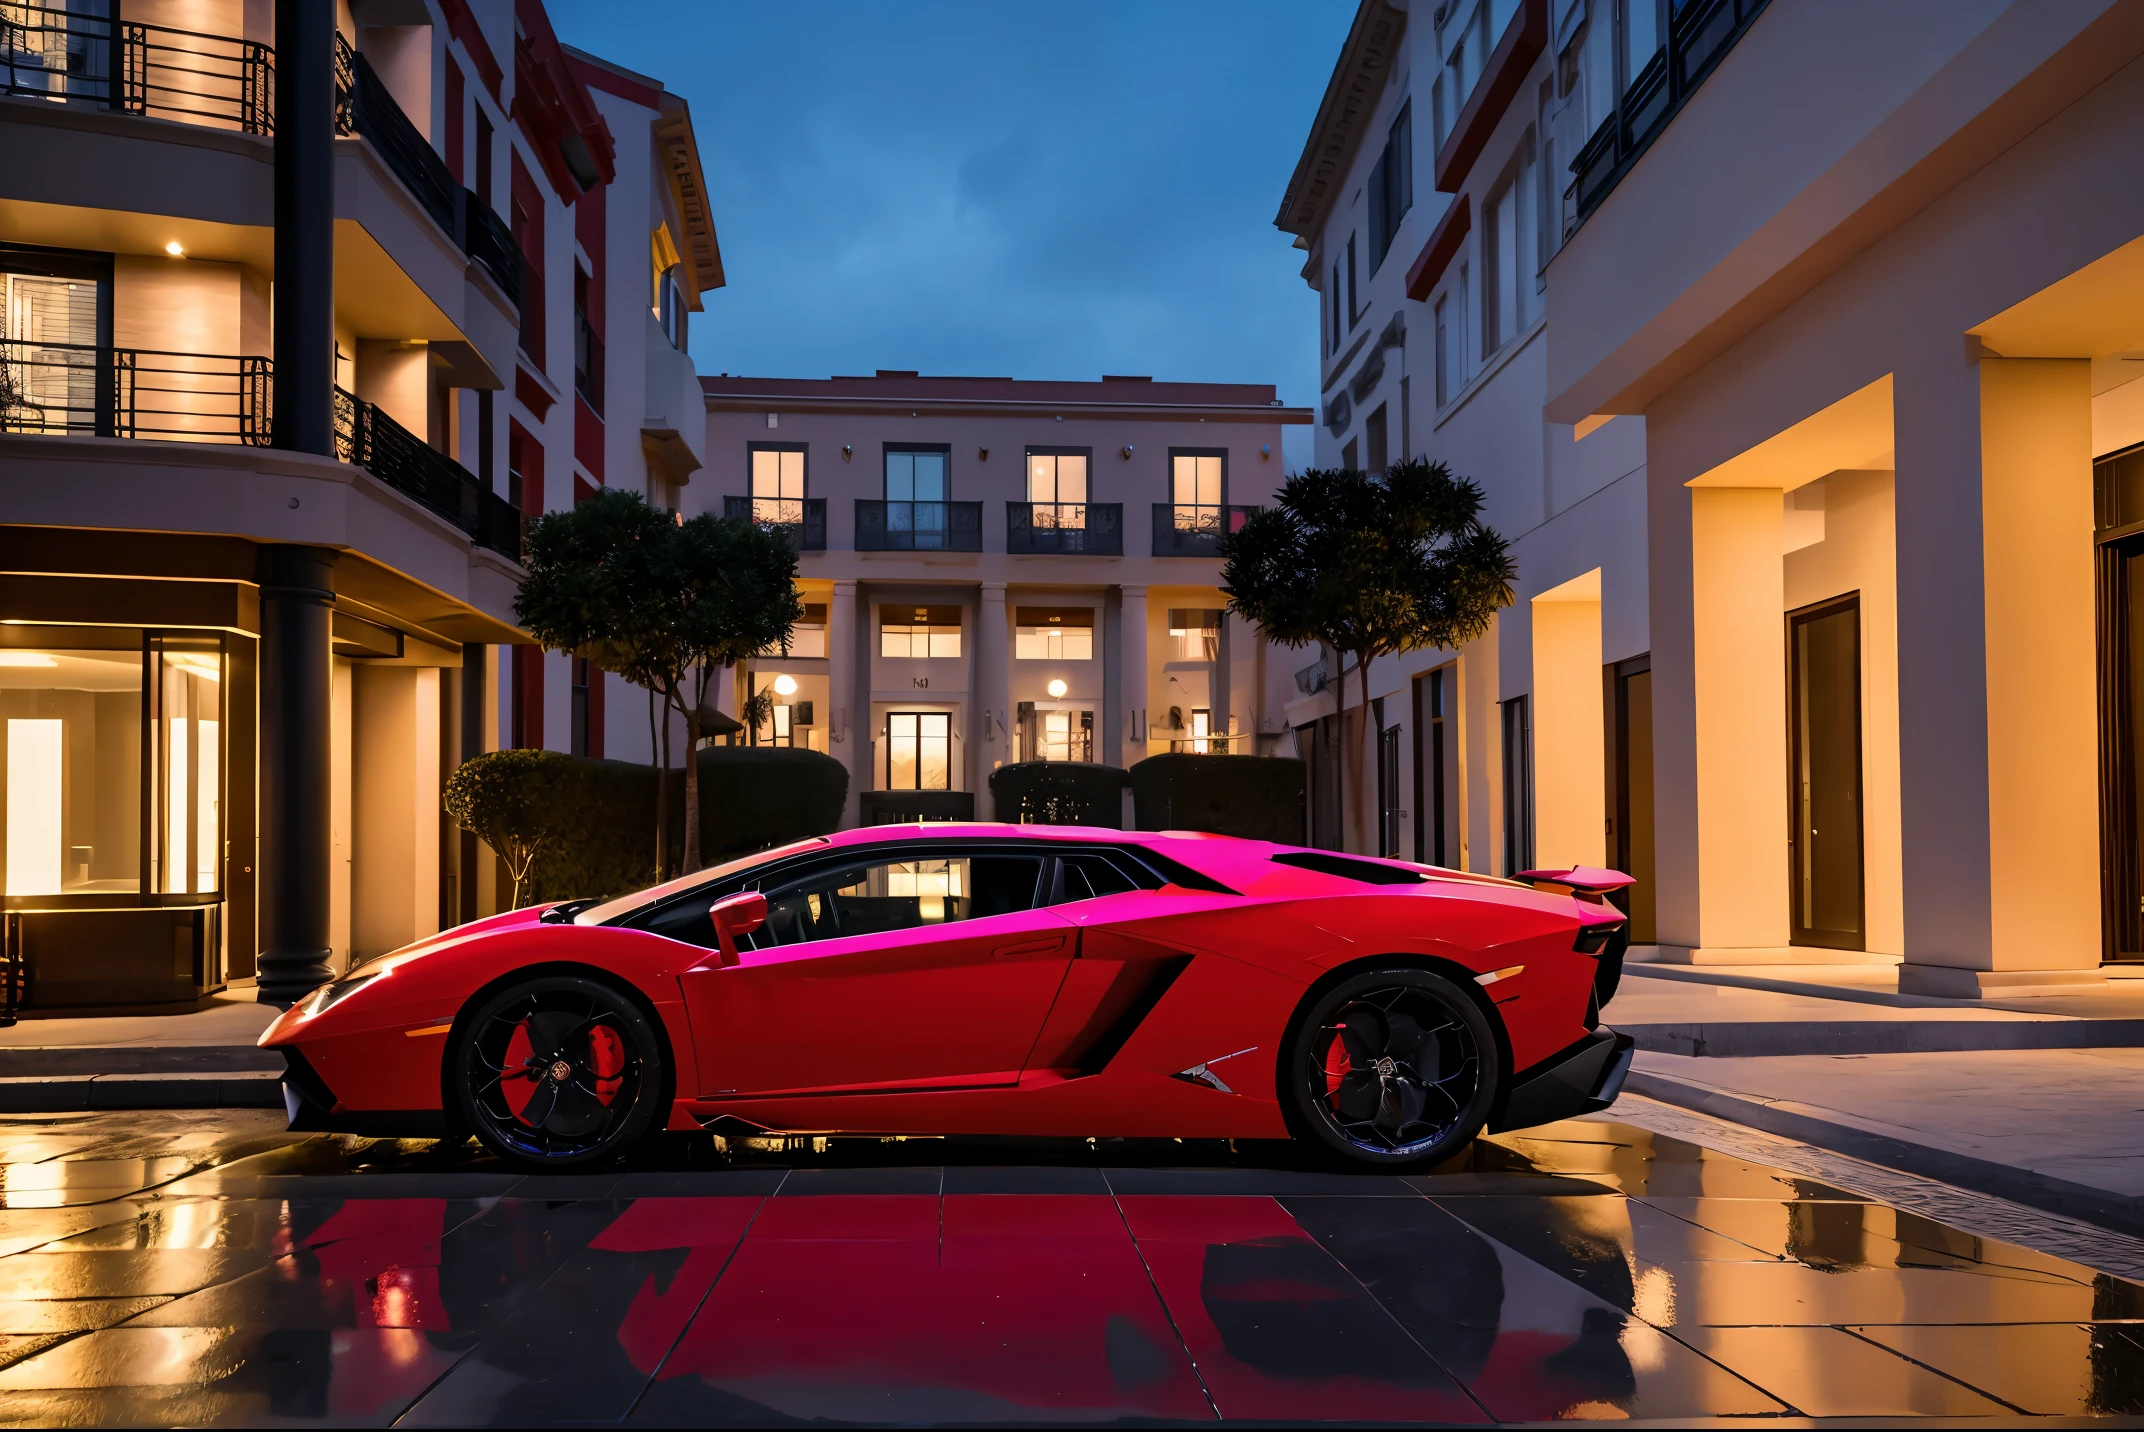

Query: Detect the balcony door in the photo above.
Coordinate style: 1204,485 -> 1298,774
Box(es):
1787,595 -> 1864,950
4,252 -> 108,436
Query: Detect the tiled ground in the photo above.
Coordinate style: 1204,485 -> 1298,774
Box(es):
0,1109 -> 2135,1424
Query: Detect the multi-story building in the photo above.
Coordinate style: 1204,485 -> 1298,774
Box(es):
1289,0 -> 2144,996
692,374 -> 1310,826
0,0 -> 716,1008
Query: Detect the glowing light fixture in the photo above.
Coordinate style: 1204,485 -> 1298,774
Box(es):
772,673 -> 798,697
164,241 -> 185,257
0,653 -> 57,667
1046,678 -> 1068,698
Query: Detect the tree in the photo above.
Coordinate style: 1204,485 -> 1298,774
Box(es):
1221,457 -> 1514,853
443,749 -> 579,907
515,488 -> 681,879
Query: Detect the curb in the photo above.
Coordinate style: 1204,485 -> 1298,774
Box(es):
0,1071 -> 284,1113
1621,1019 -> 2144,1057
1623,1068 -> 2144,1240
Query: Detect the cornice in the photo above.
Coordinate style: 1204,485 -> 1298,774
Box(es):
1274,0 -> 1407,242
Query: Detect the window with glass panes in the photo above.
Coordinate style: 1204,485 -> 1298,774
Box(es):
749,445 -> 804,525
1169,452 -> 1224,535
885,711 -> 951,790
1026,450 -> 1088,531
1168,609 -> 1221,662
1014,607 -> 1093,661
880,605 -> 962,659
885,447 -> 949,548
1037,709 -> 1093,762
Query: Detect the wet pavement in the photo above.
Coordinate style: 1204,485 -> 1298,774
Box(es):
0,1112 -> 2136,1423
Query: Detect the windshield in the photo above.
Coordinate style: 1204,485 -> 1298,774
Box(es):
574,837 -> 832,925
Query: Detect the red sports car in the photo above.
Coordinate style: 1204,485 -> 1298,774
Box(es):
261,825 -> 1635,1170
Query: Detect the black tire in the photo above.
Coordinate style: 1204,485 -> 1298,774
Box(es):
450,974 -> 666,1170
1283,966 -> 1500,1169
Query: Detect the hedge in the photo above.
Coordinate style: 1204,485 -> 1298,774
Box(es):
1129,754 -> 1305,844
506,746 -> 848,902
988,761 -> 1128,827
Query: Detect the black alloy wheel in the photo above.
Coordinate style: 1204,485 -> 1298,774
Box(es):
451,974 -> 666,1169
1284,967 -> 1499,1169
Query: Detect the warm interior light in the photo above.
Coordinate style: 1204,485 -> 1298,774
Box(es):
772,673 -> 798,697
6,719 -> 62,895
0,653 -> 56,667
1046,679 -> 1068,698
164,241 -> 185,257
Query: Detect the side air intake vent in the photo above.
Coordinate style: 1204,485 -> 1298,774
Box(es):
1269,851 -> 1429,886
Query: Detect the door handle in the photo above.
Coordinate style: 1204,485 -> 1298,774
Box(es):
991,935 -> 1068,960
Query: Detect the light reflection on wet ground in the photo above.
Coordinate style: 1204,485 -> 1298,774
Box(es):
0,1109 -> 2135,1423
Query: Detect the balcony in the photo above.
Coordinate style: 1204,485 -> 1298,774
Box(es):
1006,501 -> 1122,556
724,495 -> 827,552
336,388 -> 520,563
1,5 -> 272,134
335,35 -> 457,243
0,340 -> 269,443
1566,0 -> 1767,234
1151,503 -> 1260,558
855,499 -> 982,553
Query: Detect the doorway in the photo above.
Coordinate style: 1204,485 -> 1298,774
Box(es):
1610,655 -> 1656,943
1412,666 -> 1456,866
1787,595 -> 1865,949
2096,526 -> 2144,959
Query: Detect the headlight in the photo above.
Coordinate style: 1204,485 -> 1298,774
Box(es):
297,973 -> 379,1018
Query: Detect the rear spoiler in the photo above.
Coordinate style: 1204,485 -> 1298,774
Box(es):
1516,866 -> 1636,898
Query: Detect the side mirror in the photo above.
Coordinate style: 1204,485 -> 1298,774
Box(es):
708,890 -> 767,967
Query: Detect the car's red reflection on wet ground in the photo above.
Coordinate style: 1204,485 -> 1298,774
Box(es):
0,1112 -> 2136,1423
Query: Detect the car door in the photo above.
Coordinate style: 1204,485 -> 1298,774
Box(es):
677,844 -> 1073,1097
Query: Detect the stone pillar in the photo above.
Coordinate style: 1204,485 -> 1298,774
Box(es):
829,579 -> 861,828
271,0 -> 333,457
1119,584 -> 1149,769
1894,355 -> 2102,995
1651,485 -> 1792,961
977,583 -> 1009,815
1530,575 -> 1606,871
255,545 -> 337,1003
458,643 -> 485,925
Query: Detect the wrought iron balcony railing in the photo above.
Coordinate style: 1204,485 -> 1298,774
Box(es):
335,387 -> 521,562
724,495 -> 827,552
1151,502 -> 1259,558
1565,0 -> 1767,234
334,34 -> 458,240
1,4 -> 272,133
462,188 -> 521,308
855,499 -> 982,552
0,339 -> 270,443
1007,501 -> 1122,556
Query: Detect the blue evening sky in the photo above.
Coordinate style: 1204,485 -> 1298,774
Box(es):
548,2 -> 1355,471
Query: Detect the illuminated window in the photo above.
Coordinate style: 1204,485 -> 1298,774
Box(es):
885,711 -> 951,790
1168,609 -> 1222,662
0,645 -> 144,896
881,606 -> 961,659
749,446 -> 804,526
1027,451 -> 1088,529
1169,452 -> 1224,533
1037,710 -> 1093,763
1013,606 -> 1094,661
151,639 -> 222,895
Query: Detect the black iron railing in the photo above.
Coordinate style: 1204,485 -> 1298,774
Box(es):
1,5 -> 272,133
1566,0 -> 1767,233
724,495 -> 827,552
462,188 -> 521,307
336,387 -> 520,561
1007,501 -> 1123,555
574,311 -> 602,415
1151,502 -> 1259,557
855,498 -> 982,552
0,339 -> 270,443
334,34 -> 458,239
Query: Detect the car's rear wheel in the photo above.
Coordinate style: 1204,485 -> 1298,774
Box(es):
1283,967 -> 1499,1169
450,974 -> 665,1169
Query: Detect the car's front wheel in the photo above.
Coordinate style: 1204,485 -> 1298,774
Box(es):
1283,967 -> 1500,1169
450,974 -> 666,1169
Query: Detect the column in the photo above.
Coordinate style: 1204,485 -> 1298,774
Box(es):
1650,484 -> 1792,961
458,643 -> 486,925
828,579 -> 860,828
1894,355 -> 2101,994
1212,608 -> 1231,748
255,544 -> 337,1003
271,0 -> 333,457
976,584 -> 1009,815
1119,584 -> 1149,768
1530,576 -> 1605,871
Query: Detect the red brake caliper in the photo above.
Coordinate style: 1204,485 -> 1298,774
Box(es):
588,1024 -> 626,1106
1323,1030 -> 1351,1102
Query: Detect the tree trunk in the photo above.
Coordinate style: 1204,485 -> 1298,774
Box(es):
1356,651 -> 1374,856
649,690 -> 667,882
681,703 -> 704,873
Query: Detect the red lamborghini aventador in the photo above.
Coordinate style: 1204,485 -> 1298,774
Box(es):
262,825 -> 1636,1170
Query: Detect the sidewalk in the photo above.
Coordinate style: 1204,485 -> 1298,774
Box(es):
0,986 -> 281,1111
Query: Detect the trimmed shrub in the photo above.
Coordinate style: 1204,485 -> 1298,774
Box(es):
1130,754 -> 1306,844
988,761 -> 1128,827
444,748 -> 580,907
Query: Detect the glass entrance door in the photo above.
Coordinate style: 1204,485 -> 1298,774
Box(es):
1788,596 -> 1865,949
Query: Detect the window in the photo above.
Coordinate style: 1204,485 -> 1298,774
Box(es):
885,446 -> 950,549
1365,403 -> 1388,474
3,250 -> 110,436
1501,694 -> 1534,874
1169,451 -> 1224,535
1377,716 -> 1401,858
1621,0 -> 1663,97
1052,851 -> 1143,903
1014,607 -> 1094,661
774,603 -> 828,659
1167,609 -> 1221,663
1036,710 -> 1093,763
656,265 -> 687,350
1346,233 -> 1360,328
572,267 -> 601,415
1434,296 -> 1450,408
885,711 -> 952,789
1188,708 -> 1214,754
1481,140 -> 1541,355
1342,437 -> 1359,471
1368,101 -> 1413,272
474,108 -> 494,211
1026,450 -> 1089,534
749,444 -> 805,526
1329,262 -> 1342,354
751,852 -> 1045,948
881,606 -> 962,660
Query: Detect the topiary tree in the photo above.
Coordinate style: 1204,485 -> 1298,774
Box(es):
443,748 -> 580,908
1221,457 -> 1514,851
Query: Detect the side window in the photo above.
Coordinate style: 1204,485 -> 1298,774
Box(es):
752,853 -> 1045,949
1054,853 -> 1143,904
